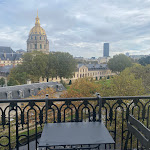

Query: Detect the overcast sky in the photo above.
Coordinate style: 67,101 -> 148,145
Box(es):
0,0 -> 150,57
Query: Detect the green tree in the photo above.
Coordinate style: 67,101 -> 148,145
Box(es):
21,51 -> 48,82
8,51 -> 77,84
61,78 -> 98,98
0,78 -> 5,87
125,64 -> 150,93
45,53 -> 57,82
99,69 -> 146,96
7,77 -> 19,86
139,56 -> 150,66
53,52 -> 77,79
8,65 -> 28,85
108,54 -> 132,73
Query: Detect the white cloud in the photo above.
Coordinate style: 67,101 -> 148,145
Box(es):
0,0 -> 150,57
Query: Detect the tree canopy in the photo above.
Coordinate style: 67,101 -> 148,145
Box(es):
0,78 -> 5,87
8,51 -> 76,85
125,64 -> 150,93
54,52 -> 76,79
138,56 -> 150,66
61,66 -> 147,98
61,78 -> 99,97
108,54 -> 132,73
99,70 -> 146,96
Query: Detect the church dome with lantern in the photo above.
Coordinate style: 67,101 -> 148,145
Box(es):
27,11 -> 49,53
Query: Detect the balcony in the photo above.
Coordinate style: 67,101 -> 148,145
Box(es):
0,95 -> 149,150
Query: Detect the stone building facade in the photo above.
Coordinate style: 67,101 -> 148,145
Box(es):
73,64 -> 113,79
27,12 -> 49,53
0,46 -> 23,66
39,63 -> 114,83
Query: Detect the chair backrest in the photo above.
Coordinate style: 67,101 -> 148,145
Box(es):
128,114 -> 150,149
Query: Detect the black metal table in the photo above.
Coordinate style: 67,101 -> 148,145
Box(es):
39,122 -> 115,149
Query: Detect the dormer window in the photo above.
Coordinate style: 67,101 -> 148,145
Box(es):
56,84 -> 63,91
30,89 -> 34,95
38,87 -> 43,91
48,85 -> 53,88
6,91 -> 12,99
19,90 -> 24,98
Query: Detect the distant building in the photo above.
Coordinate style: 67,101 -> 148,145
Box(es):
39,63 -> 114,83
0,46 -> 23,66
27,11 -> 49,53
73,64 -> 113,79
0,53 -> 22,66
130,55 -> 148,60
103,43 -> 109,57
16,49 -> 26,54
126,52 -> 130,57
98,57 -> 111,64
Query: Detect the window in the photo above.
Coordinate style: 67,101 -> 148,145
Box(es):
44,45 -> 46,49
35,44 -> 37,49
30,44 -> 32,49
40,44 -> 42,49
35,36 -> 36,40
40,36 -> 41,40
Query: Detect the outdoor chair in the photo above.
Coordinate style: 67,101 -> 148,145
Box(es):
124,114 -> 150,150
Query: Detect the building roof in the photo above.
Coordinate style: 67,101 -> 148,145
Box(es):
77,63 -> 108,71
0,46 -> 15,53
0,53 -> 22,61
0,82 -> 66,99
0,65 -> 14,73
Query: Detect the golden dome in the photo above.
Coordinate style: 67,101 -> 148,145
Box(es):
29,26 -> 46,35
29,11 -> 46,35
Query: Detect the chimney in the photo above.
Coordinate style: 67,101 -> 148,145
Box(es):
27,79 -> 31,84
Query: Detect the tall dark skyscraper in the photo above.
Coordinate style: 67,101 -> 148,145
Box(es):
103,43 -> 109,57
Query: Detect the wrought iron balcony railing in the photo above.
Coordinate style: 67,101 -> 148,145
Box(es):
0,95 -> 149,150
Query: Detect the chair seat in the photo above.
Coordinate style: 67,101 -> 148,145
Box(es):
39,122 -> 115,148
